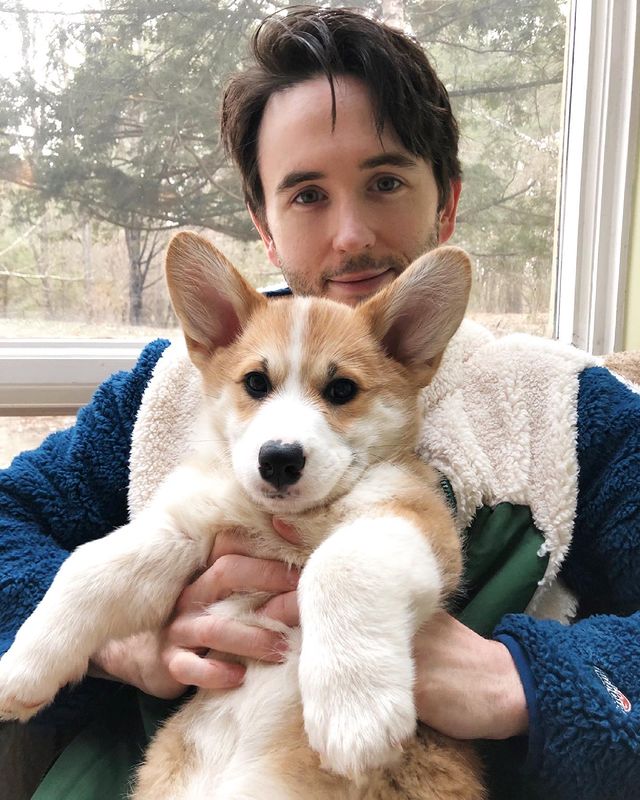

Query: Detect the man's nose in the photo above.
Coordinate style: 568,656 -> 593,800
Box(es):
331,204 -> 376,255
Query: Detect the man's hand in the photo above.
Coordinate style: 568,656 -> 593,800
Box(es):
91,523 -> 527,744
90,524 -> 300,698
413,611 -> 529,740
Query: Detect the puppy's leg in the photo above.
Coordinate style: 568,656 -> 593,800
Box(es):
298,512 -> 450,780
0,467 -> 219,721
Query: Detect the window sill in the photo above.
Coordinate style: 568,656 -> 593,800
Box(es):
0,340 -> 146,415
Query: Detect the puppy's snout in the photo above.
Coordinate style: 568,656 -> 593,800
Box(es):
258,441 -> 306,489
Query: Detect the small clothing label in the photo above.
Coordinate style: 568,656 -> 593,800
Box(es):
593,665 -> 632,713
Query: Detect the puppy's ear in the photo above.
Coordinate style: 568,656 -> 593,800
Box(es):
165,232 -> 267,369
361,247 -> 472,385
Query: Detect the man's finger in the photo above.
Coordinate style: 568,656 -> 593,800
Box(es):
257,590 -> 300,628
272,517 -> 302,545
209,528 -> 254,563
167,649 -> 246,689
171,614 -> 288,662
176,555 -> 299,610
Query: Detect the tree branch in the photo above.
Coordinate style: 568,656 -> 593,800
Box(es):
0,267 -> 82,283
457,182 -> 536,223
449,76 -> 563,98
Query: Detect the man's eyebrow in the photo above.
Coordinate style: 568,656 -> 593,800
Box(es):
276,171 -> 324,193
360,153 -> 418,170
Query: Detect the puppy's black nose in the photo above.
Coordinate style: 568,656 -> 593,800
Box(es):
258,441 -> 305,489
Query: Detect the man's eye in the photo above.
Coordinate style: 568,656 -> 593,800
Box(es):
244,371 -> 271,399
324,378 -> 358,405
375,176 -> 402,192
294,188 -> 324,205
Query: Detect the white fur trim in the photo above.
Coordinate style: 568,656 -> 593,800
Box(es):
526,578 -> 578,624
419,320 -> 598,616
128,340 -> 202,518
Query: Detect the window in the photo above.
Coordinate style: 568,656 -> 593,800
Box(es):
554,0 -> 640,354
1,0 -> 638,461
0,415 -> 76,469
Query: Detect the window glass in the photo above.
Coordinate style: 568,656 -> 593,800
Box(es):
431,0 -> 567,337
0,0 -> 567,340
0,416 -> 76,469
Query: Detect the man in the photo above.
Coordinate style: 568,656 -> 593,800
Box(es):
1,8 -> 638,800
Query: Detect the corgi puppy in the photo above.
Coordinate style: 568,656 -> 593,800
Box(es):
0,232 -> 485,799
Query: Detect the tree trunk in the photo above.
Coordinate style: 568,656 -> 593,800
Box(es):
82,218 -> 93,322
125,227 -> 144,325
505,275 -> 523,314
0,275 -> 8,316
39,214 -> 53,319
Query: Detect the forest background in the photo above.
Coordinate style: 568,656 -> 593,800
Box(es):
0,0 -> 566,339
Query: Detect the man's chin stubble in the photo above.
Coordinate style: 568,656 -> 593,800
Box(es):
278,228 -> 440,299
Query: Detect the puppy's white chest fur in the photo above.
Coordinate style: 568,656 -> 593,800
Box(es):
179,637 -> 303,799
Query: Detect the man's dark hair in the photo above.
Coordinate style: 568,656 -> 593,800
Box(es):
221,6 -> 461,225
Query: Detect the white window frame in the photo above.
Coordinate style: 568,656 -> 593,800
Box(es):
555,0 -> 640,354
0,340 -> 148,415
0,0 -> 638,416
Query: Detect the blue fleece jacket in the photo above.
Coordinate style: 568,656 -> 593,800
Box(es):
1,346 -> 639,799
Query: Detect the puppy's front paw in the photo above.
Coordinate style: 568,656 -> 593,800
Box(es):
300,654 -> 416,778
0,650 -> 56,721
0,635 -> 87,722
0,691 -> 48,722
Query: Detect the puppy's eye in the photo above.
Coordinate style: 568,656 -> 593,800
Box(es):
324,378 -> 358,405
244,371 -> 271,399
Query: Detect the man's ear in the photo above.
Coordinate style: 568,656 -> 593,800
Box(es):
438,178 -> 462,244
165,232 -> 267,369
360,246 -> 472,386
247,204 -> 280,268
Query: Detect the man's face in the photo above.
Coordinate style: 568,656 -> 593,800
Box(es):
252,75 -> 460,305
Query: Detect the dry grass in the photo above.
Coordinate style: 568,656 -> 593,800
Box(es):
0,312 -> 550,341
0,318 -> 176,340
471,311 -> 550,338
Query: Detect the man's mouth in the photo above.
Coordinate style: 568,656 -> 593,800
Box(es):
327,268 -> 395,300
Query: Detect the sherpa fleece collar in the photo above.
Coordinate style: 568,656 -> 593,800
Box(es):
418,320 -> 599,617
128,320 -> 599,622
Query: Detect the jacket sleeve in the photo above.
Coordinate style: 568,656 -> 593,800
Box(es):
495,366 -> 640,800
0,339 -> 170,722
